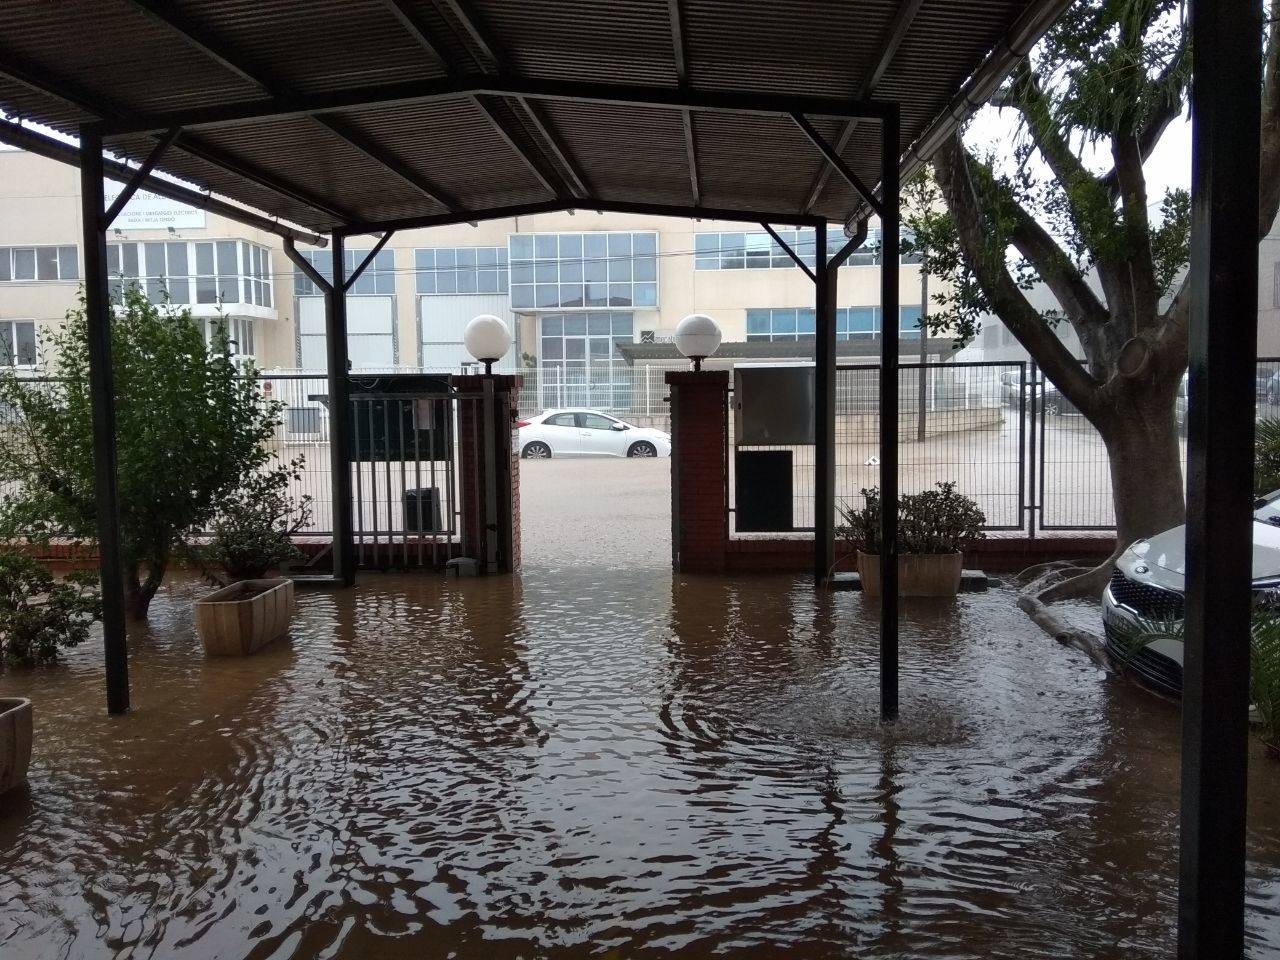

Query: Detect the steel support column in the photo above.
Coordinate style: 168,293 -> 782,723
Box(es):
326,234 -> 356,586
1178,0 -> 1262,954
80,126 -> 129,715
814,222 -> 837,585
879,111 -> 901,722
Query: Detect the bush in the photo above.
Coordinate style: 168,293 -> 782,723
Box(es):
838,481 -> 986,555
0,552 -> 100,666
194,467 -> 313,583
1257,419 -> 1280,496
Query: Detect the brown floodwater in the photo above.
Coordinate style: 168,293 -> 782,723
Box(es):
3,555 -> 1280,956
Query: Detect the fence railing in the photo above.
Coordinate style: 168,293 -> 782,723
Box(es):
724,357 -> 1269,537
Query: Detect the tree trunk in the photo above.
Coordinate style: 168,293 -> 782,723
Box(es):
123,558 -> 167,622
1096,384 -> 1186,549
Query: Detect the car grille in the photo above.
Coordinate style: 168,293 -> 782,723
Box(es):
1103,619 -> 1184,695
1108,569 -> 1184,620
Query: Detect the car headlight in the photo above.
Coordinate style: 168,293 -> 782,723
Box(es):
1129,539 -> 1150,557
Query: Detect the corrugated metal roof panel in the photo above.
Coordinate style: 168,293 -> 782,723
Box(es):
0,0 -> 1058,232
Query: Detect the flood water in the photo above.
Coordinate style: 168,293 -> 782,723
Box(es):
3,466 -> 1280,957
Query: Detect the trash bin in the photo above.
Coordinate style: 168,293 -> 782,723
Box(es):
403,487 -> 444,533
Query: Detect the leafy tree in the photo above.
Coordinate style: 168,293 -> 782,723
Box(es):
0,287 -> 292,620
907,0 -> 1280,600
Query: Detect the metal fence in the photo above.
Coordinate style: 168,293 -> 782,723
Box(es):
515,360 -> 676,430
724,358 -> 1278,537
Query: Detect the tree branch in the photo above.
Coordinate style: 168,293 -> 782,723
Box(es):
933,134 -> 1099,410
1110,132 -> 1160,324
1098,35 -> 1189,200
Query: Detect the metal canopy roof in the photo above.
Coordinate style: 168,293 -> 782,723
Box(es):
0,0 -> 1065,236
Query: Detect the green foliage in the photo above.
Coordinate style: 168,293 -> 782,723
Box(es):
0,286 -> 293,618
838,482 -> 987,555
0,551 -> 100,665
1257,419 -> 1280,496
1114,610 -> 1280,756
902,0 -> 1193,352
194,466 -> 313,583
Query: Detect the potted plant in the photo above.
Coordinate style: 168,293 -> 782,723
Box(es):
0,550 -> 101,793
838,481 -> 986,598
191,471 -> 311,657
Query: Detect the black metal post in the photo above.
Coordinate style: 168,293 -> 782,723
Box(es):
814,222 -> 837,586
80,125 -> 129,715
916,249 -> 928,442
326,233 -> 356,587
1178,0 -> 1262,954
879,110 -> 901,721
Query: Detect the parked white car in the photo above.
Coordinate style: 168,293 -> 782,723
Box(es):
1101,489 -> 1280,694
517,409 -> 671,459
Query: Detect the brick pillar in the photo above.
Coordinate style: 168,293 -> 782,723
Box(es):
455,374 -> 521,573
666,370 -> 729,573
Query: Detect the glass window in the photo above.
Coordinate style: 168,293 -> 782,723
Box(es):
416,246 -> 507,295
545,413 -> 577,427
0,249 -> 9,282
579,413 -> 616,430
508,232 -> 657,311
12,249 -> 35,281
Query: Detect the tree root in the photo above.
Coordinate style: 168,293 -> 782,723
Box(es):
1020,544 -> 1126,604
1016,593 -> 1116,672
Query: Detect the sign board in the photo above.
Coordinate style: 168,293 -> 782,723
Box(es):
103,184 -> 206,230
734,364 -> 815,445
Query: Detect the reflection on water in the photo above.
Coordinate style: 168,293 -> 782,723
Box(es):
1,569 -> 1280,958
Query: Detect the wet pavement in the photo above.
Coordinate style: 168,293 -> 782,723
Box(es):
1,462 -> 1279,958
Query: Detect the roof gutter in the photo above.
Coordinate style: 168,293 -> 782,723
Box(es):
0,117 -> 327,247
844,0 -> 1076,235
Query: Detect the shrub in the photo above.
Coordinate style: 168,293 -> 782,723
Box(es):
1257,418 -> 1280,496
0,551 -> 100,666
194,467 -> 313,583
838,482 -> 986,555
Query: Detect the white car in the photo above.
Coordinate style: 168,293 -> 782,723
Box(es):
1101,489 -> 1280,694
516,409 -> 671,459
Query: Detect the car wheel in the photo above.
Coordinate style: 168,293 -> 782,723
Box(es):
522,441 -> 551,459
627,441 -> 657,458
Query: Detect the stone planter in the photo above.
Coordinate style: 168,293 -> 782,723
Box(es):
0,697 -> 32,794
857,550 -> 965,598
196,578 -> 295,656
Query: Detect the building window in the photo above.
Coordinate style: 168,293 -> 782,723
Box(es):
416,246 -> 508,294
537,312 -> 634,409
106,240 -> 271,307
0,246 -> 78,282
0,321 -> 37,366
695,227 -> 921,271
294,248 -> 396,296
745,305 -> 923,342
203,317 -> 255,359
509,232 -> 657,310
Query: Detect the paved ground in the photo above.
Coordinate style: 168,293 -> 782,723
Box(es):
519,457 -> 672,569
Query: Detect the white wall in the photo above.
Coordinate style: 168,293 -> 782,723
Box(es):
298,296 -> 397,369
418,293 -> 518,371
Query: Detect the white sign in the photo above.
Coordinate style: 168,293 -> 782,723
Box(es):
103,185 -> 206,230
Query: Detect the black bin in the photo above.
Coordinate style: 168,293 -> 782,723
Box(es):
404,487 -> 445,533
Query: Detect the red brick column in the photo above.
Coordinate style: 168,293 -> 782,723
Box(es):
455,374 -> 521,573
666,370 -> 729,573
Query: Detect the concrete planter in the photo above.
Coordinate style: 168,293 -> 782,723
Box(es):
857,551 -> 965,598
195,578 -> 295,656
0,697 -> 32,794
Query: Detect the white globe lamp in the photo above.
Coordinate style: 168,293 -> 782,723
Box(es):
674,313 -> 721,371
463,314 -> 512,374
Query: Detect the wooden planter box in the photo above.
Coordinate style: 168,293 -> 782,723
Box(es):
196,578 -> 295,656
0,697 -> 32,794
857,550 -> 965,598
